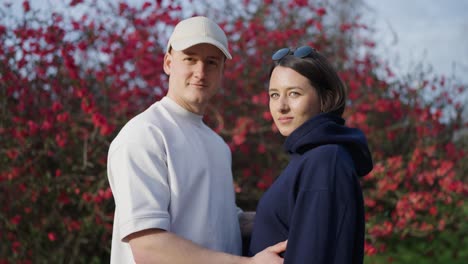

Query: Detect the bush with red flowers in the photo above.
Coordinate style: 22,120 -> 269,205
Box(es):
1,1 -> 466,263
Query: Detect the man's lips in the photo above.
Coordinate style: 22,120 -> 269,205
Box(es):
189,83 -> 207,88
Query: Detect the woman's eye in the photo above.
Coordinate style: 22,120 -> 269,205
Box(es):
269,93 -> 279,98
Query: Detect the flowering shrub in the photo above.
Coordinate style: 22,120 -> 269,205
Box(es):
0,0 -> 466,263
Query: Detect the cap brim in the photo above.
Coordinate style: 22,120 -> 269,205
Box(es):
169,37 -> 232,60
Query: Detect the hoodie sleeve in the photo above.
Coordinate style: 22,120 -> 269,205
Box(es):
284,148 -> 360,264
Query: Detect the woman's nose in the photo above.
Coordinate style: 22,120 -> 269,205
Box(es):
278,97 -> 289,112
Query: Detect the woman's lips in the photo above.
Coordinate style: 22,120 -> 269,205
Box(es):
277,116 -> 293,124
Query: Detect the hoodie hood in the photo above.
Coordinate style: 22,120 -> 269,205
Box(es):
284,113 -> 373,177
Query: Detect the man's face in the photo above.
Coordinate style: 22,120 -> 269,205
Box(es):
164,43 -> 225,115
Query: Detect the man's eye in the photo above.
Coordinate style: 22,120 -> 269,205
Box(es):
207,60 -> 219,66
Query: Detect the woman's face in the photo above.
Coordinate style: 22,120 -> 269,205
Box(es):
269,66 -> 321,137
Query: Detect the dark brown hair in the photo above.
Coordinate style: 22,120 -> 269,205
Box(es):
269,50 -> 347,116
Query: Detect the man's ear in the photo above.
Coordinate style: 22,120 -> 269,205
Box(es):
163,53 -> 171,75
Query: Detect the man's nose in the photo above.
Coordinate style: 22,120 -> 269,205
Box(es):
193,62 -> 206,79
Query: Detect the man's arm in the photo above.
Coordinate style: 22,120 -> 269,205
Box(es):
239,211 -> 256,256
128,228 -> 286,264
239,211 -> 255,239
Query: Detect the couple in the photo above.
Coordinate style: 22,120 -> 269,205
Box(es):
107,16 -> 373,264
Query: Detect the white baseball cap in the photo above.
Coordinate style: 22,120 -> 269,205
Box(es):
166,16 -> 232,59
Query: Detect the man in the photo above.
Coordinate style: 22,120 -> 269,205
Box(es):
107,16 -> 286,264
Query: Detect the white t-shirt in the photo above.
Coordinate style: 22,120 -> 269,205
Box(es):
107,97 -> 242,263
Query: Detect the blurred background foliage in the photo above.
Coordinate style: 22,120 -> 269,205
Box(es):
0,0 -> 466,263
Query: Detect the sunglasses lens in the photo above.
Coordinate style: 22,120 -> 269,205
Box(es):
294,46 -> 315,58
272,48 -> 291,61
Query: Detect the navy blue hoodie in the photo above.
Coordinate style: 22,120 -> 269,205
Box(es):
249,113 -> 373,264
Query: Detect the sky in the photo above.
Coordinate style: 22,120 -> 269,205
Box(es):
363,0 -> 468,84
7,0 -> 468,84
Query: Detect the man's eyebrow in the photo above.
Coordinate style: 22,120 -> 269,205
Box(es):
182,51 -> 222,60
181,50 -> 195,56
206,55 -> 223,60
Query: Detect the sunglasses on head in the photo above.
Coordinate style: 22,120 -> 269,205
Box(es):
272,46 -> 317,61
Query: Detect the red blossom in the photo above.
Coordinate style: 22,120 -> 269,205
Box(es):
369,221 -> 393,238
69,0 -> 83,6
40,120 -> 53,131
256,181 -> 268,190
315,21 -> 323,32
55,133 -> 67,148
0,25 -> 6,36
12,241 -> 21,254
56,112 -> 70,123
27,120 -> 39,135
141,2 -> 152,10
6,149 -> 19,160
65,219 -> 81,232
0,1 -> 466,261
364,197 -> 376,207
119,2 -> 129,15
315,7 -> 327,16
257,144 -> 266,154
22,1 -> 30,12
363,40 -> 375,48
58,192 -> 71,205
47,232 -> 56,241
364,242 -> 378,255
52,102 -> 63,112
438,219 -> 446,231
340,23 -> 352,32
10,215 -> 21,225
97,188 -> 112,201
82,192 -> 93,202
81,98 -> 94,114
262,111 -> 272,121
19,184 -> 27,192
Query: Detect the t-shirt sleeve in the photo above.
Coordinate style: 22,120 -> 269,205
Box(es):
108,134 -> 171,241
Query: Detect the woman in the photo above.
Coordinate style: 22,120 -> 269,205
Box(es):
249,46 -> 373,263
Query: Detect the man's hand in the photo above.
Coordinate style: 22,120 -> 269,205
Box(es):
250,240 -> 287,264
